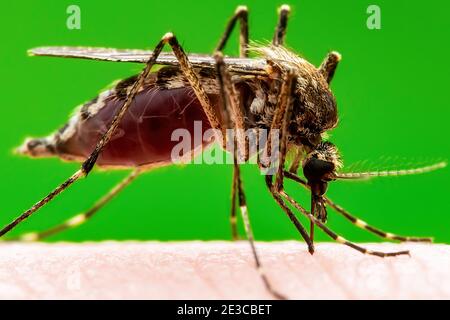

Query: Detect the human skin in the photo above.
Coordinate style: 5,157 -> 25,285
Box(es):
0,241 -> 448,299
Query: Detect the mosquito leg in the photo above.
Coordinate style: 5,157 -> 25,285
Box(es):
325,197 -> 433,243
215,5 -> 250,230
230,166 -> 240,240
278,189 -> 410,257
5,170 -> 140,242
214,52 -> 248,158
272,72 -> 296,192
81,39 -> 167,176
0,170 -> 84,238
214,48 -> 248,236
235,151 -> 286,299
215,59 -> 240,241
319,52 -> 341,84
266,68 -> 319,242
273,4 -> 291,46
260,67 -> 314,253
288,147 -> 302,173
237,173 -> 286,299
265,175 -> 314,254
215,5 -> 249,58
165,33 -> 224,141
215,6 -> 249,235
214,6 -> 249,228
214,51 -> 285,299
283,171 -> 433,243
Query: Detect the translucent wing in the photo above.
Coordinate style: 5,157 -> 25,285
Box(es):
29,46 -> 268,74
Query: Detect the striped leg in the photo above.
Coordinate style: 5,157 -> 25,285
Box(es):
214,51 -> 248,158
5,169 -> 140,242
319,52 -> 341,84
288,147 -> 302,173
273,4 -> 291,46
283,171 -> 433,242
265,175 -> 314,254
235,159 -> 286,300
262,68 -> 314,253
268,69 -> 296,192
215,50 -> 285,299
215,7 -> 249,238
285,147 -> 315,240
230,166 -> 240,240
278,189 -> 410,257
215,5 -> 249,58
0,170 -> 84,238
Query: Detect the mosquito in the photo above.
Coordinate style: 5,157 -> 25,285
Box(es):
1,4 -> 446,299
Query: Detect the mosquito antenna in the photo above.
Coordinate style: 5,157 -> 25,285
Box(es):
334,161 -> 447,179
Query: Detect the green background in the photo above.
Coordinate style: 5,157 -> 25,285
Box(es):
0,0 -> 448,244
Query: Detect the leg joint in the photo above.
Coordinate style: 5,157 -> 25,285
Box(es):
162,32 -> 174,43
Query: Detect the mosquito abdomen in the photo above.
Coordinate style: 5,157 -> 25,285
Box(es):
17,84 -> 218,168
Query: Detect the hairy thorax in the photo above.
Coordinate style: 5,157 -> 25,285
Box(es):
246,45 -> 338,148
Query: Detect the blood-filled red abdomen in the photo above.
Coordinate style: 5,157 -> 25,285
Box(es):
62,87 -> 217,166
51,86 -> 217,168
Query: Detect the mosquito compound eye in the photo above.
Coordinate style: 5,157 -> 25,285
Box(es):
303,157 -> 335,182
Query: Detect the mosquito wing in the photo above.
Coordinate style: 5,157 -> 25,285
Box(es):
29,46 -> 268,74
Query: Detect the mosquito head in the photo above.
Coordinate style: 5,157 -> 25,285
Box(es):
302,141 -> 341,222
